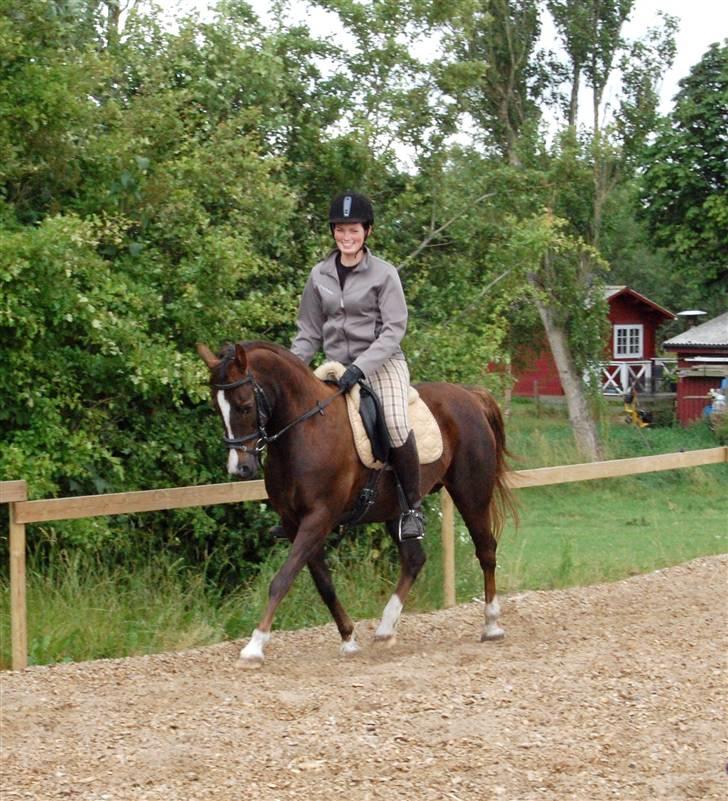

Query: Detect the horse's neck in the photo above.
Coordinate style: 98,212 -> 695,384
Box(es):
251,350 -> 321,425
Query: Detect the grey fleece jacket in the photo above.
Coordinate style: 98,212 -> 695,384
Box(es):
290,249 -> 407,377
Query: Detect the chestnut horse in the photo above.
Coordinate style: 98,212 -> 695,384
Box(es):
197,341 -> 516,666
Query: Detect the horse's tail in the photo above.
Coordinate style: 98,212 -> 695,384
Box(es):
468,387 -> 519,540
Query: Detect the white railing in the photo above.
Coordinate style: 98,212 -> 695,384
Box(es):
600,359 -> 677,395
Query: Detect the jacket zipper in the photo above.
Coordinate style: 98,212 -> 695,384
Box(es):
340,279 -> 353,365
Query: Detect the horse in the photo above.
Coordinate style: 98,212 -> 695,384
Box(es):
197,340 -> 516,667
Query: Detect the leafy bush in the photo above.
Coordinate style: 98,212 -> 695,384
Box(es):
0,4 -> 324,574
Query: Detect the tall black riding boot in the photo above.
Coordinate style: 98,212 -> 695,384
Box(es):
389,430 -> 425,541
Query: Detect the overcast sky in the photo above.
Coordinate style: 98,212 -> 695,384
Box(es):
621,0 -> 727,110
172,0 -> 727,113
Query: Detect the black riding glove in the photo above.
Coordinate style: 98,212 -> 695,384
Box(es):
338,365 -> 364,393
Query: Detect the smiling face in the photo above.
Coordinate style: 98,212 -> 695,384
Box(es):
333,222 -> 369,263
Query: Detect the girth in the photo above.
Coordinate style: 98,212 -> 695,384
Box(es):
337,468 -> 385,527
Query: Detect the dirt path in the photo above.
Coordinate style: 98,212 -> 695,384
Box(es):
2,555 -> 726,801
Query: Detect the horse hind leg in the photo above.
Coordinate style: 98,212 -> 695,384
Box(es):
374,519 -> 426,645
473,520 -> 505,642
307,548 -> 361,656
479,528 -> 505,641
481,588 -> 504,641
448,486 -> 505,642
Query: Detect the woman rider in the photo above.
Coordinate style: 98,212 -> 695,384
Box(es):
289,191 -> 425,540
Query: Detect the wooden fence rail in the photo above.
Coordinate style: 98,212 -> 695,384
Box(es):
2,446 -> 726,670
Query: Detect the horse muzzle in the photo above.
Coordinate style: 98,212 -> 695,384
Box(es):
227,448 -> 260,480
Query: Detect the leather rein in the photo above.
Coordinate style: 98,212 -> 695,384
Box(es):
212,371 -> 345,456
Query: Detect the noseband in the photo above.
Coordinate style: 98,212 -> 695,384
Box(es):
213,370 -> 345,457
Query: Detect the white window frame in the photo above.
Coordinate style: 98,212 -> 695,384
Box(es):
613,324 -> 644,359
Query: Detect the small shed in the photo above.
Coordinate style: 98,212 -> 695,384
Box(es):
662,311 -> 728,425
512,286 -> 675,397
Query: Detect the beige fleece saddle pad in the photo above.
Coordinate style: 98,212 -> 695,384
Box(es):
314,362 -> 443,469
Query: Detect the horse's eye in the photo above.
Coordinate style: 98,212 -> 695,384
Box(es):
236,403 -> 254,416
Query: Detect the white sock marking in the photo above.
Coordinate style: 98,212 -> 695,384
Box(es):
240,628 -> 270,662
483,596 -> 505,639
340,636 -> 361,656
375,594 -> 403,639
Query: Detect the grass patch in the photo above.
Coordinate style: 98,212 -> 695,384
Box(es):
449,473 -> 727,597
0,552 -> 241,668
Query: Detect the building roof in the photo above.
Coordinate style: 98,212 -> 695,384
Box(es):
603,286 -> 675,320
663,311 -> 728,349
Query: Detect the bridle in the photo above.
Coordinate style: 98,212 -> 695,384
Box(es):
212,372 -> 271,456
212,370 -> 345,457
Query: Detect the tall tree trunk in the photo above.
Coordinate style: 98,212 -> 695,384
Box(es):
533,296 -> 603,461
591,84 -> 604,246
568,62 -> 581,127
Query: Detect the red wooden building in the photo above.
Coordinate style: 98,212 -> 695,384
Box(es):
512,286 -> 676,397
662,311 -> 728,425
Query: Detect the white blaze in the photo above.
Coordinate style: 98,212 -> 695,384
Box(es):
217,390 -> 239,474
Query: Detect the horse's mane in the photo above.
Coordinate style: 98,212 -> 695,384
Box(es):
213,340 -> 319,390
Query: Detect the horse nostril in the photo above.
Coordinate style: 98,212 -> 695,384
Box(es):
238,462 -> 256,479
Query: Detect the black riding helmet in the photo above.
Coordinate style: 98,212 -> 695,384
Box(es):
328,192 -> 374,232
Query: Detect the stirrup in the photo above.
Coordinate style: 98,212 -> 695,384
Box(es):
269,524 -> 289,540
398,508 -> 425,541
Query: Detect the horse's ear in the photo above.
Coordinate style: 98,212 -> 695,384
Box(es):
234,343 -> 248,371
196,343 -> 220,370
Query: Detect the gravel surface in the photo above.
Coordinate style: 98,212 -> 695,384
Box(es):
2,554 -> 726,801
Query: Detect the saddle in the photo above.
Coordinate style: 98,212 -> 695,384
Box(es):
314,362 -> 443,469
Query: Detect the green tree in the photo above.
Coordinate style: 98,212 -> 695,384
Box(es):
0,0 -> 111,222
639,41 -> 728,315
549,0 -> 634,133
420,1 -> 677,459
436,0 -> 544,166
0,1 -> 347,576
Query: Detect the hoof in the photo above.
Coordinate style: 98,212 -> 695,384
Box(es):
373,634 -> 397,648
341,640 -> 362,657
480,628 -> 505,642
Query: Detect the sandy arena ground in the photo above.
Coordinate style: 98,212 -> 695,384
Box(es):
1,554 -> 726,801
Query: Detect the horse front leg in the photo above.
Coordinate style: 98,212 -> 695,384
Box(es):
307,547 -> 360,656
374,520 -> 427,645
240,512 -> 332,667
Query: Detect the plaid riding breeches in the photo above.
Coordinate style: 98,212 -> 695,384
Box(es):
364,357 -> 411,448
